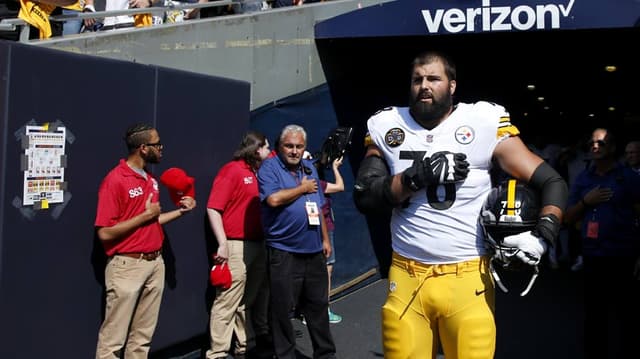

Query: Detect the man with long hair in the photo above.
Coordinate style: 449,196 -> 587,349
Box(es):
206,131 -> 272,359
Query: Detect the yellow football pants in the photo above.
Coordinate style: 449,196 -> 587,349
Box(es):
382,253 -> 496,359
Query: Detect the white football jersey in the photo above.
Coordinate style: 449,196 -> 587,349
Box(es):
366,102 -> 519,264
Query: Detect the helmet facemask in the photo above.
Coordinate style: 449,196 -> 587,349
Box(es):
480,179 -> 541,296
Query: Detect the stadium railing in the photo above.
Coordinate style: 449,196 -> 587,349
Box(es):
0,0 -> 234,42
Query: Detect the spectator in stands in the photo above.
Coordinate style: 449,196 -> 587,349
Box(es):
305,151 -> 344,324
231,0 -> 262,13
564,127 -> 640,359
94,123 -> 196,358
0,0 -> 88,39
258,124 -> 336,359
195,0 -> 235,18
624,140 -> 640,174
16,0 -> 76,38
62,0 -> 96,35
271,0 -> 301,7
192,0 -> 262,17
163,0 -> 203,22
102,0 -> 156,31
205,131 -> 273,359
33,0 -> 78,5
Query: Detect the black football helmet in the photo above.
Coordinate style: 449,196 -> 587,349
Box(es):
316,127 -> 353,168
480,179 -> 541,296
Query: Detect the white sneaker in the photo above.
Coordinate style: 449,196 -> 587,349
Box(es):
571,255 -> 583,271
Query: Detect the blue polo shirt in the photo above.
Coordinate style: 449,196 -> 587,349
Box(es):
568,163 -> 640,257
258,155 -> 325,253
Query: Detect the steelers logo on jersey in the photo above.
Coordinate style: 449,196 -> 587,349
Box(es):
385,128 -> 405,147
455,125 -> 475,145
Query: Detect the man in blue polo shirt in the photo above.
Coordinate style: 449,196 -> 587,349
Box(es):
565,128 -> 640,359
258,124 -> 336,359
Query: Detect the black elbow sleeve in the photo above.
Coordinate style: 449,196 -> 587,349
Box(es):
529,161 -> 568,211
353,155 -> 394,215
528,162 -> 568,246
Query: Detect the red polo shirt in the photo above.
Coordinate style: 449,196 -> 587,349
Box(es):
95,159 -> 164,256
207,159 -> 263,241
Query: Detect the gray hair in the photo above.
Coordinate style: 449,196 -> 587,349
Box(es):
279,124 -> 307,144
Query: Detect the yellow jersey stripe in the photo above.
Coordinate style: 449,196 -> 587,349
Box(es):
497,125 -> 520,138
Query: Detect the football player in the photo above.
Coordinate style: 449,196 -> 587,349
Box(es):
354,51 -> 567,359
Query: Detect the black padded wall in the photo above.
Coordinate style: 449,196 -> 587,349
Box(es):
0,40 -> 250,358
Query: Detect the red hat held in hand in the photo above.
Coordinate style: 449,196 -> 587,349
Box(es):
159,167 -> 195,207
210,262 -> 232,289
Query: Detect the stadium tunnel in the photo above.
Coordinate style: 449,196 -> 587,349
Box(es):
314,0 -> 640,274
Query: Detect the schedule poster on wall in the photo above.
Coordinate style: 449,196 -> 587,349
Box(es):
22,125 -> 66,206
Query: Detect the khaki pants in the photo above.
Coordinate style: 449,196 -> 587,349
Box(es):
96,255 -> 165,359
206,240 -> 268,358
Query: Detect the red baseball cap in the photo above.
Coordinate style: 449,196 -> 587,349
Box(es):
209,262 -> 232,289
159,167 -> 195,207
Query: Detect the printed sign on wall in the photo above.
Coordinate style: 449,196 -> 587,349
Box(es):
22,125 -> 66,206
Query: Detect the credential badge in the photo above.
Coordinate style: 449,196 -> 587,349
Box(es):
455,125 -> 475,145
385,128 -> 405,147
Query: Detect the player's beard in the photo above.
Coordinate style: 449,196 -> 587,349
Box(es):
409,88 -> 453,128
143,150 -> 161,164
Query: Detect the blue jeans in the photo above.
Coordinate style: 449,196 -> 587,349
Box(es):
62,8 -> 82,35
234,0 -> 262,13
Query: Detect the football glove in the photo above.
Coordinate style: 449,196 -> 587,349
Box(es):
402,151 -> 469,191
501,231 -> 548,266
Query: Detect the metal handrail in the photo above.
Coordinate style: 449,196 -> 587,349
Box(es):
0,0 -> 234,32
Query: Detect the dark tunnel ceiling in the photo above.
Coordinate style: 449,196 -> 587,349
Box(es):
318,25 -> 640,145
450,27 -> 639,138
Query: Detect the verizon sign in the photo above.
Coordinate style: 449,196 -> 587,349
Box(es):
422,0 -> 575,33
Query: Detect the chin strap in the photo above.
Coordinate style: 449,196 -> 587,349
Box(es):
489,260 -> 540,297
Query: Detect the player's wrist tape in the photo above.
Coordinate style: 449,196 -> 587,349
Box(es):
532,213 -> 560,247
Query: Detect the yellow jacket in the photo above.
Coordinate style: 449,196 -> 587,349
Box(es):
18,0 -> 151,39
18,0 -> 82,39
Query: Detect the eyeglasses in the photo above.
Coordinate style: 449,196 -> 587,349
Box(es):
588,140 -> 607,147
145,142 -> 164,150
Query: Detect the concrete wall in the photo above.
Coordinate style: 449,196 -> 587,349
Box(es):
34,0 -> 392,110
